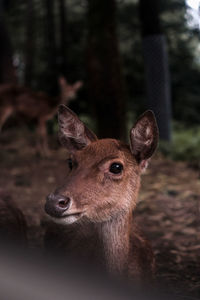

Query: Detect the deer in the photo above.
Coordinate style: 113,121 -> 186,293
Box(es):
44,105 -> 159,281
0,77 -> 83,155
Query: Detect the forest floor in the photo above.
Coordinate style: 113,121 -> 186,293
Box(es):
0,128 -> 200,299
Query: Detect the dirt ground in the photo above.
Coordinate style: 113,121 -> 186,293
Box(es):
0,128 -> 200,299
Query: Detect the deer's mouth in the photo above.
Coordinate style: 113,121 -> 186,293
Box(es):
50,212 -> 83,225
62,212 -> 82,218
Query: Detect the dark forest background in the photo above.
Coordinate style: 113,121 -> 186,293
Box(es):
1,0 -> 200,161
1,2 -> 200,296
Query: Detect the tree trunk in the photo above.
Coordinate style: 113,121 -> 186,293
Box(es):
139,0 -> 172,141
86,0 -> 126,140
0,0 -> 16,84
24,0 -> 35,87
58,0 -> 68,77
45,0 -> 58,95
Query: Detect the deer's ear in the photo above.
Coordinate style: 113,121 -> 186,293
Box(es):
58,104 -> 97,152
73,81 -> 83,90
58,76 -> 68,87
130,110 -> 158,168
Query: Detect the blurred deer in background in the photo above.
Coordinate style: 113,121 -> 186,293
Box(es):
45,105 -> 159,281
0,77 -> 83,155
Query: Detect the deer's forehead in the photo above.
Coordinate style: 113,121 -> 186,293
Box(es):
74,139 -> 134,165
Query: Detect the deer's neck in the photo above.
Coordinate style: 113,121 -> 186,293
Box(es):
56,95 -> 64,105
59,93 -> 71,105
97,212 -> 131,275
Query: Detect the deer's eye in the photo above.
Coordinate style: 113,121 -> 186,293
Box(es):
67,158 -> 73,170
109,163 -> 123,174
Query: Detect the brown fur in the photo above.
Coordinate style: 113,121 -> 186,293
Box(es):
45,106 -> 159,281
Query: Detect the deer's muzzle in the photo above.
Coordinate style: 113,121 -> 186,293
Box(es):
45,193 -> 71,218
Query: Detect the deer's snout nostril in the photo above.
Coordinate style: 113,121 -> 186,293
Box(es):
58,197 -> 71,209
45,194 -> 71,217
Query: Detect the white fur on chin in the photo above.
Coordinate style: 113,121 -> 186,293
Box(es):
50,215 -> 79,225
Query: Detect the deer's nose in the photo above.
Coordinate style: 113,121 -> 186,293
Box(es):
45,193 -> 71,217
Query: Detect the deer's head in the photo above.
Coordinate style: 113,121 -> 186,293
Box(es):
58,77 -> 83,103
45,105 -> 158,224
